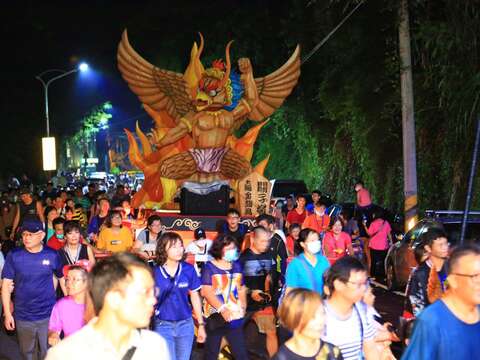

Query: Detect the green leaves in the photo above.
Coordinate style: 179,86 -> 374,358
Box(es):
70,101 -> 112,143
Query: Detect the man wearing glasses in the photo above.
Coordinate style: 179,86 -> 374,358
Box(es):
46,252 -> 169,359
322,256 -> 381,360
2,219 -> 65,360
402,244 -> 480,360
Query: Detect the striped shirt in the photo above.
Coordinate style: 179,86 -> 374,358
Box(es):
322,301 -> 376,360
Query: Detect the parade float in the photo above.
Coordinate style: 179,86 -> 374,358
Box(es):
117,30 -> 300,233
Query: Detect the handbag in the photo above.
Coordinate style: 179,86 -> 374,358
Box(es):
206,271 -> 234,332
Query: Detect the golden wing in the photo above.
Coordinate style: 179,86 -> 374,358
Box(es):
249,45 -> 301,121
117,30 -> 195,122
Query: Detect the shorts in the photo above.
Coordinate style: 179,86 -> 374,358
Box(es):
252,307 -> 276,334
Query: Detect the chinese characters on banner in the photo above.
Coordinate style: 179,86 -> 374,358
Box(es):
238,172 -> 272,216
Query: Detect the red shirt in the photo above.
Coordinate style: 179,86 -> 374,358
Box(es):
47,235 -> 66,250
302,213 -> 330,233
286,235 -> 297,256
286,208 -> 307,226
323,231 -> 352,264
357,188 -> 372,207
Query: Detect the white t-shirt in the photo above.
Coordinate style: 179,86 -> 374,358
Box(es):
46,322 -> 170,360
322,301 -> 376,360
274,229 -> 287,243
136,228 -> 161,253
185,239 -> 213,263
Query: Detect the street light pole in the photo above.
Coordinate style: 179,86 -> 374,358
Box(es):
36,63 -> 89,172
36,68 -> 79,137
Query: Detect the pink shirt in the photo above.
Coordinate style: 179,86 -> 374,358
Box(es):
49,296 -> 86,337
357,188 -> 372,207
368,219 -> 391,250
323,231 -> 352,264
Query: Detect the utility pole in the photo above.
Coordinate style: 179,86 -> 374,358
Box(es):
399,0 -> 418,231
460,117 -> 480,244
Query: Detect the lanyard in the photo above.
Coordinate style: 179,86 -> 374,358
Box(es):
162,263 -> 181,287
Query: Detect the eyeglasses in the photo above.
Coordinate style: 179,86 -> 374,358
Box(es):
24,232 -> 43,238
346,280 -> 370,289
451,273 -> 480,283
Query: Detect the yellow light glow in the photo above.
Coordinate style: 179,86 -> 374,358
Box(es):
407,217 -> 416,231
42,137 -> 56,171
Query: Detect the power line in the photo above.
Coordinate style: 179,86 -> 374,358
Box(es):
301,0 -> 365,65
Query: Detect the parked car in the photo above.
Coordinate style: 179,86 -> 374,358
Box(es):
384,210 -> 480,290
269,179 -> 308,204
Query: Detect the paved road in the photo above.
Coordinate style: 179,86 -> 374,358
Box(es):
0,327 -> 20,360
0,283 -> 406,360
371,281 -> 406,358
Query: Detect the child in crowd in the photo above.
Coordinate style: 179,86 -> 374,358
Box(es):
47,218 -> 66,250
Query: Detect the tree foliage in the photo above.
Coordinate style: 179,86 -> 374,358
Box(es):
71,102 -> 112,144
247,0 -> 480,212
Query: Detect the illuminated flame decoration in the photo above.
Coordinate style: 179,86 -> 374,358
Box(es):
117,30 -> 301,208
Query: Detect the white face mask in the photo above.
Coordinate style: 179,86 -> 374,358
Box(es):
306,240 -> 321,254
314,209 -> 324,216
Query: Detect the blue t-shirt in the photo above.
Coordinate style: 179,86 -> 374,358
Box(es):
306,203 -> 314,214
153,262 -> 201,321
402,300 -> 480,360
285,253 -> 330,294
1,247 -> 63,321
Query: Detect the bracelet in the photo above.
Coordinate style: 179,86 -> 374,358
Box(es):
198,323 -> 205,327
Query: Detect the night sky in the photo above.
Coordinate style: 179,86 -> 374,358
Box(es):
0,0 -> 314,178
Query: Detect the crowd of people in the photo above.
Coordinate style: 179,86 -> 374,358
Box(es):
0,179 -> 479,360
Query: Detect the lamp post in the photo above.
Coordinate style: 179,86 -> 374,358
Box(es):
36,63 -> 88,171
36,62 -> 89,137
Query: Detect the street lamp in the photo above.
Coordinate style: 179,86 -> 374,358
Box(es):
36,62 -> 89,137
36,63 -> 89,170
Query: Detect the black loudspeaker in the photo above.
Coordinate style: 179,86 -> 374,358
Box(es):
180,185 -> 230,215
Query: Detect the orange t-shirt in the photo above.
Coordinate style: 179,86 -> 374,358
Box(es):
97,227 -> 133,253
302,213 -> 330,233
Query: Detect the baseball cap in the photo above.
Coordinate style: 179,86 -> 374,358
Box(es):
20,219 -> 44,233
194,228 -> 206,240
